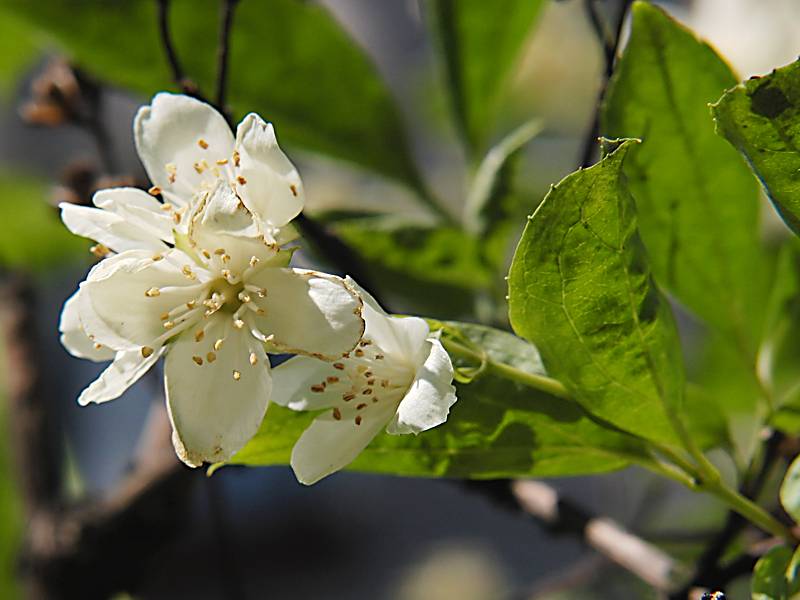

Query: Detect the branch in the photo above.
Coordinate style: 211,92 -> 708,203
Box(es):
156,0 -> 207,101
578,0 -> 633,168
215,0 -> 240,115
511,480 -> 686,592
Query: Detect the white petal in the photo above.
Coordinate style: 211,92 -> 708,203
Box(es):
386,339 -> 457,435
59,289 -> 115,361
60,203 -> 168,253
290,400 -> 395,485
234,114 -> 304,230
271,356 -> 341,410
188,180 -> 278,273
93,187 -> 175,244
78,346 -> 165,406
81,249 -> 207,350
165,317 -> 271,467
134,93 -> 234,203
249,268 -> 364,360
345,276 -> 430,363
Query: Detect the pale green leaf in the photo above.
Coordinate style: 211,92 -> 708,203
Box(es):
752,545 -> 793,600
428,0 -> 546,152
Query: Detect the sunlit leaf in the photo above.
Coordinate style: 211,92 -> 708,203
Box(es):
508,139 -> 684,445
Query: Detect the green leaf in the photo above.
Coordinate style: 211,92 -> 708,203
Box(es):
780,455 -> 800,523
713,58 -> 800,235
0,172 -> 87,270
603,2 -> 768,353
752,546 -> 793,600
333,218 -> 492,317
759,243 -> 800,409
6,0 -> 420,189
428,0 -> 545,152
464,118 -> 543,235
508,139 -> 685,445
230,322 -> 648,478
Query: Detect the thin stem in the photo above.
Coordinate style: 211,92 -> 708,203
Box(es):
705,479 -> 794,543
579,0 -> 633,167
215,0 -> 240,118
442,337 -> 569,399
156,0 -> 207,101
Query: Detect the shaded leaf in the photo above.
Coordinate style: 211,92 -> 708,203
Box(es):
780,455 -> 800,524
713,58 -> 800,236
507,139 -> 685,445
6,0 -> 420,188
603,2 -> 768,354
752,545 -> 793,600
230,322 -> 648,478
428,0 -> 546,152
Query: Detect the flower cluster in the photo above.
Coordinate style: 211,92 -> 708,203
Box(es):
59,94 -> 457,482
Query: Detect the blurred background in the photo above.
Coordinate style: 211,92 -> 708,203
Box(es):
0,0 -> 799,598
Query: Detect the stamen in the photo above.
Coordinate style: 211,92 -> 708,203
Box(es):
362,388 -> 373,395
249,352 -> 258,366
355,416 -> 362,426
148,185 -> 162,196
172,212 -> 181,225
216,158 -> 228,165
343,393 -> 355,402
193,161 -> 205,174
326,376 -> 339,384
232,370 -> 241,381
166,163 -> 177,183
232,150 -> 240,166
160,312 -> 170,321
206,352 -> 217,363
194,329 -> 205,342
311,384 -> 325,393
161,204 -> 173,212
94,342 -> 103,350
192,355 -> 203,366
163,321 -> 175,329
152,254 -> 164,261
237,175 -> 247,185
233,318 -> 245,329
198,138 -> 209,149
90,244 -> 110,258
375,354 -> 385,360
141,346 -> 154,358
290,184 -> 298,197
354,348 -> 365,357
356,403 -> 367,410
248,256 -> 259,268
145,287 -> 161,297
333,363 -> 345,370
182,265 -> 197,280
332,407 -> 342,421
214,248 -> 226,255
186,300 -> 196,309
214,339 -> 224,351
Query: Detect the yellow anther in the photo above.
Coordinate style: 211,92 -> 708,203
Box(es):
198,138 -> 209,149
192,355 -> 203,366
145,287 -> 161,297
206,352 -> 217,363
141,346 -> 154,358
148,186 -> 162,196
214,339 -> 224,351
194,330 -> 205,342
232,370 -> 241,381
249,352 -> 258,366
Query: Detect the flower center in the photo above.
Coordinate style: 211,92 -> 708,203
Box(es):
308,338 -> 414,427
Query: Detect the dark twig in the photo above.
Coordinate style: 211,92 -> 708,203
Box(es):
578,0 -> 633,168
1,274 -> 196,598
156,0 -> 206,101
216,0 -> 240,121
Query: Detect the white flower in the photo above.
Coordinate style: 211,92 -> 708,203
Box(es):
59,94 -> 365,467
271,279 -> 457,485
